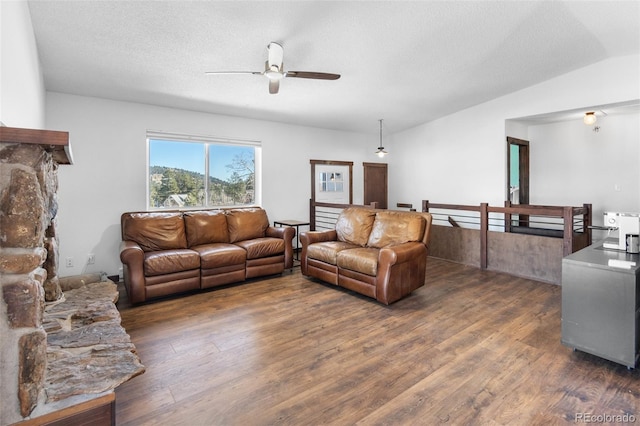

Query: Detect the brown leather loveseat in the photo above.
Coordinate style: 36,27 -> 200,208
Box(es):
120,207 -> 294,304
300,207 -> 432,305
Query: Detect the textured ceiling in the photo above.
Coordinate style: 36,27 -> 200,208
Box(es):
27,1 -> 640,134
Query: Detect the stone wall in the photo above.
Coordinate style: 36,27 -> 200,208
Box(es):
0,142 -> 62,423
1,138 -> 144,424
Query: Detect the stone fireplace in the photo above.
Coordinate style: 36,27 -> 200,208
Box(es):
0,127 -> 143,424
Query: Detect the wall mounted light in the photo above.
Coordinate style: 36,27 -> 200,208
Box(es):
374,119 -> 388,158
583,111 -> 597,126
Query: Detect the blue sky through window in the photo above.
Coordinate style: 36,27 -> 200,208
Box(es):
149,139 -> 253,181
209,145 -> 254,181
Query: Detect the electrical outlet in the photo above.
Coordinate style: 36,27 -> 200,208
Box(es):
87,254 -> 95,265
65,257 -> 73,268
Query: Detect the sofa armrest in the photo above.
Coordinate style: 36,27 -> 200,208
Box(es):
119,240 -> 146,304
376,242 -> 428,305
266,226 -> 295,269
266,225 -> 293,240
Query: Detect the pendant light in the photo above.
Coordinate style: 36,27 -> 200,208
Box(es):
374,119 -> 388,158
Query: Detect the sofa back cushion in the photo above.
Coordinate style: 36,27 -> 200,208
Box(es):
184,210 -> 229,246
367,211 -> 426,248
226,208 -> 270,243
122,212 -> 187,252
335,208 -> 376,246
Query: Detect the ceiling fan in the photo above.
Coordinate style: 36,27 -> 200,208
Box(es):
206,42 -> 340,94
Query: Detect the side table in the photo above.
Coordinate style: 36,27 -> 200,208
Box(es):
273,220 -> 310,262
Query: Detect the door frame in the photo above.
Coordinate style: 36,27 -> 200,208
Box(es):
310,159 -> 353,204
506,137 -> 529,204
507,136 -> 530,227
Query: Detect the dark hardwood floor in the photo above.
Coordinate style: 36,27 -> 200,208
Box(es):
114,258 -> 639,425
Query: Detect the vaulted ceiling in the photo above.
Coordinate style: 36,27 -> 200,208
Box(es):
27,1 -> 640,134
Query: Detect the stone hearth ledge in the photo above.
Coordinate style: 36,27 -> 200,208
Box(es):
28,277 -> 145,419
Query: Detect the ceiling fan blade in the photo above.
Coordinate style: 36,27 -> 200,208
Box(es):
286,71 -> 341,80
206,42 -> 339,94
205,71 -> 263,76
267,42 -> 284,70
269,78 -> 280,94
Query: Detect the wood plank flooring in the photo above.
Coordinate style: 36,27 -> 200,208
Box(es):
114,258 -> 639,425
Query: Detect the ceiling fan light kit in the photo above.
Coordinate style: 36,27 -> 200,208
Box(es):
206,42 -> 340,94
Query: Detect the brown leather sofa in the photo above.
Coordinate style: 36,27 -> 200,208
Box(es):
300,207 -> 432,305
120,208 -> 294,304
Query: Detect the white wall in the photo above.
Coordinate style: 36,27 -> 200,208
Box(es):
389,54 -> 640,214
528,112 -> 640,228
45,93 -> 373,277
0,1 -> 45,128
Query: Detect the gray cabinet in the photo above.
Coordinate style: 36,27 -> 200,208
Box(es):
561,240 -> 640,369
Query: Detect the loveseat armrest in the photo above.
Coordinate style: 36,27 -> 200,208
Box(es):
299,230 -> 338,274
378,242 -> 426,266
119,240 -> 146,304
299,229 -> 338,246
377,242 -> 428,305
266,226 -> 295,269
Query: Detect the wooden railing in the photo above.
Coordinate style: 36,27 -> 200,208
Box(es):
422,200 -> 592,284
423,200 -> 591,258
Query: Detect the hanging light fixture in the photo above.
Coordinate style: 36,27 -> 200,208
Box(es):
374,119 -> 388,158
583,111 -> 597,125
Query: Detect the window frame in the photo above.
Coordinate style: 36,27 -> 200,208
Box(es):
146,130 -> 261,210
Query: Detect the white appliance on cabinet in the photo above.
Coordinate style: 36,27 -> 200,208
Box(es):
603,211 -> 640,250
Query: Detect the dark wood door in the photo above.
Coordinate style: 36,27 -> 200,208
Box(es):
507,137 -> 530,227
507,137 -> 529,205
363,162 -> 388,209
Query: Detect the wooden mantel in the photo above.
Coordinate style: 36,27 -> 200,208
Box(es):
0,126 -> 73,164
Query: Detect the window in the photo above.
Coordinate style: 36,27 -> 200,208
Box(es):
147,131 -> 260,209
319,171 -> 344,193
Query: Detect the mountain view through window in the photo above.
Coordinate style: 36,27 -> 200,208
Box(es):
148,137 -> 257,209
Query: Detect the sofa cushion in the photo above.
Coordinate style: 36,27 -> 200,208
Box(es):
184,210 -> 229,247
335,208 -> 376,246
143,249 -> 200,276
306,241 -> 360,265
367,211 -> 426,248
226,208 -> 270,243
123,212 -> 188,252
337,247 -> 379,276
192,243 -> 246,268
235,237 -> 285,259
